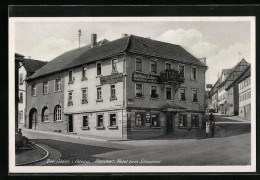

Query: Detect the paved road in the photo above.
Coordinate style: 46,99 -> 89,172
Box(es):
21,115 -> 251,166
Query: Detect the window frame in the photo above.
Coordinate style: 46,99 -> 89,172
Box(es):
111,58 -> 118,73
96,86 -> 103,102
135,83 -> 144,98
151,113 -> 160,127
165,62 -> 172,70
192,89 -> 198,102
109,113 -> 117,127
68,70 -> 73,83
31,84 -> 36,96
191,114 -> 199,128
19,73 -> 23,85
178,64 -> 185,77
54,78 -> 62,92
166,86 -> 172,100
68,91 -> 73,106
42,107 -> 49,122
19,110 -> 23,123
150,60 -> 157,74
96,113 -> 104,129
82,88 -> 88,104
135,113 -> 145,127
178,114 -> 187,128
110,84 -> 117,100
179,88 -> 186,101
19,92 -> 23,103
43,81 -> 49,94
135,57 -> 143,72
54,105 -> 62,121
191,67 -> 197,80
96,61 -> 102,76
150,85 -> 158,99
82,115 -> 89,127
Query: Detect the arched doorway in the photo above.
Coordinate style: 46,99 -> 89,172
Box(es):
29,108 -> 37,129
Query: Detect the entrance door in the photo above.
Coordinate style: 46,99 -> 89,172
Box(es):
166,115 -> 173,134
29,108 -> 37,129
68,115 -> 73,133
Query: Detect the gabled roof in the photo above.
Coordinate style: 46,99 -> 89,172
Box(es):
226,65 -> 251,90
22,59 -> 48,77
26,35 -> 206,81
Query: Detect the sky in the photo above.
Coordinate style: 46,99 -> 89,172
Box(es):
14,19 -> 252,85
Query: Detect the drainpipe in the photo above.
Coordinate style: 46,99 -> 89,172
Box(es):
122,52 -> 127,139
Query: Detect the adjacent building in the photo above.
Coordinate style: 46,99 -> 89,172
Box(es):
25,34 -> 207,139
18,57 -> 47,128
208,59 -> 250,116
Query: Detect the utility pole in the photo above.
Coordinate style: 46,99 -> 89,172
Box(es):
78,29 -> 81,48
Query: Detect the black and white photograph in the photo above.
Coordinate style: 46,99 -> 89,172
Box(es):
9,16 -> 256,173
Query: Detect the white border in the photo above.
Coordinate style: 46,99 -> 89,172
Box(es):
9,16 -> 256,173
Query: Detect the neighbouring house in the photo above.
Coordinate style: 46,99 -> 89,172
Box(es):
208,59 -> 250,115
25,34 -> 207,140
237,66 -> 251,120
18,57 -> 47,128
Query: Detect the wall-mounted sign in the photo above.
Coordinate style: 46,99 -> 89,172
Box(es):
132,72 -> 160,84
100,73 -> 123,85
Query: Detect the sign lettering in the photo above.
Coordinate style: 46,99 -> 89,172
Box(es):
100,73 -> 123,85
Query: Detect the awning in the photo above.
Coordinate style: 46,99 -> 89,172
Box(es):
161,103 -> 186,112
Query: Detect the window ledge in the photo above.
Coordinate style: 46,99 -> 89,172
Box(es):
68,81 -> 74,84
96,75 -> 102,78
95,126 -> 105,130
150,73 -> 158,76
81,126 -> 90,130
180,100 -> 186,103
191,79 -> 197,81
132,128 -> 148,132
135,96 -> 144,99
54,90 -> 62,93
108,126 -> 118,129
81,77 -> 88,81
111,71 -> 119,74
96,99 -> 103,103
192,101 -> 199,104
81,99 -> 88,104
150,97 -> 159,101
165,99 -> 174,102
68,102 -> 73,106
110,97 -> 117,101
151,126 -> 162,129
54,120 -> 63,123
43,93 -> 49,95
191,127 -> 200,129
178,126 -> 188,129
42,121 -> 50,123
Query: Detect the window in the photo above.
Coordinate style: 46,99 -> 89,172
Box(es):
179,65 -> 185,77
55,78 -> 62,92
32,84 -> 36,96
42,107 -> 49,122
97,114 -> 104,127
83,116 -> 89,127
43,82 -> 49,94
179,114 -> 187,127
19,111 -> 23,123
191,67 -> 197,80
82,67 -> 87,79
165,62 -> 172,69
191,115 -> 199,127
97,87 -> 102,101
151,85 -> 158,98
151,114 -> 160,127
151,61 -> 157,74
135,84 -> 143,98
135,113 -> 144,126
54,105 -> 62,121
19,74 -> 23,85
19,92 -> 23,103
192,89 -> 198,102
109,114 -> 117,126
110,85 -> 116,99
180,89 -> 186,101
135,58 -> 142,72
68,71 -> 73,83
82,88 -> 88,104
68,91 -> 73,106
112,59 -> 118,72
166,87 -> 172,100
97,62 -> 102,76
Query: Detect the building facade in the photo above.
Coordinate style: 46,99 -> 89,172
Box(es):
18,58 -> 47,128
26,34 -> 207,139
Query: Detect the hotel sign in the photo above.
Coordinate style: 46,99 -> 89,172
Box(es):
132,72 -> 160,84
100,73 -> 123,85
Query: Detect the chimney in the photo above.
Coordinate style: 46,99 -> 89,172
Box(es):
91,33 -> 97,47
122,33 -> 128,37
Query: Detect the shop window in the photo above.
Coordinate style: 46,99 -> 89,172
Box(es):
151,114 -> 160,127
191,115 -> 199,128
166,87 -> 172,100
135,58 -> 142,72
135,113 -> 144,126
151,85 -> 158,98
179,114 -> 187,127
135,84 -> 143,98
151,60 -> 157,74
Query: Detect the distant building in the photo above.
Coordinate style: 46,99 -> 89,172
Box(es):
18,58 -> 47,128
208,59 -> 250,115
25,34 -> 207,140
237,66 -> 251,120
